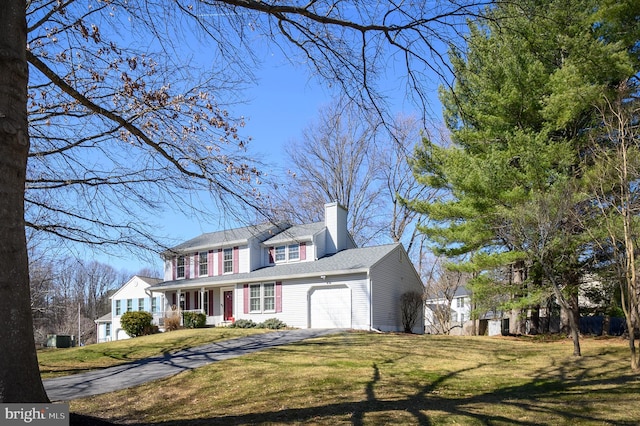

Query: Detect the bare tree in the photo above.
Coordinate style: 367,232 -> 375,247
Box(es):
424,259 -> 469,335
270,101 -> 383,245
584,85 -> 640,370
383,116 -> 442,259
30,256 -> 123,346
2,0 -> 491,403
270,104 -> 435,251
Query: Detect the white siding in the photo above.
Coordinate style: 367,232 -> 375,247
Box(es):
238,245 -> 250,273
248,239 -> 263,270
314,230 -> 327,259
370,246 -> 424,333
234,273 -> 370,330
164,259 -> 172,281
110,276 -> 162,340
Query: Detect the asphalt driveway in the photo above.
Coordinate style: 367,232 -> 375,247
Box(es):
44,328 -> 341,402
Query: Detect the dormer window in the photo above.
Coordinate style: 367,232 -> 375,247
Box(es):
177,256 -> 185,278
272,244 -> 301,263
288,244 -> 299,260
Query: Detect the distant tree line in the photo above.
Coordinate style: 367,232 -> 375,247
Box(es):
29,253 -> 154,346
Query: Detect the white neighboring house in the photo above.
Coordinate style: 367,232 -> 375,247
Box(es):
95,275 -> 163,342
424,286 -> 473,335
149,202 -> 425,333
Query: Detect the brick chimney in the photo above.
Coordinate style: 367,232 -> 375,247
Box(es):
325,202 -> 348,254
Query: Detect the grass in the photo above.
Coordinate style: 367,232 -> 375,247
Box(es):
63,332 -> 640,425
38,328 -> 270,378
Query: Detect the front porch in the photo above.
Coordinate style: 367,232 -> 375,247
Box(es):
161,286 -> 236,327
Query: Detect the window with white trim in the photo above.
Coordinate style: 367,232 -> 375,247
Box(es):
272,244 -> 300,263
249,283 -> 276,313
126,299 -> 133,312
456,297 -> 464,308
177,256 -> 185,278
199,252 -> 208,276
115,300 -> 121,315
263,283 -> 275,311
223,248 -> 233,273
151,297 -> 158,313
138,298 -> 145,311
288,244 -> 299,261
275,246 -> 286,262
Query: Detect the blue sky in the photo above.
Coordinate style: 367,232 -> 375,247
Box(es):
97,33 -> 445,275
101,56 -> 443,275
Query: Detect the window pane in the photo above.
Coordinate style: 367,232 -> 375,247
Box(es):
199,252 -> 208,276
127,299 -> 133,312
151,297 -> 158,313
138,298 -> 145,311
224,248 -> 233,273
288,244 -> 299,260
177,256 -> 185,278
275,246 -> 286,262
264,283 -> 275,311
250,284 -> 261,311
115,300 -> 121,315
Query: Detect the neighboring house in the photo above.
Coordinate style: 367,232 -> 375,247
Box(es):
149,202 -> 425,333
424,286 -> 473,335
95,275 -> 163,342
94,312 -> 112,343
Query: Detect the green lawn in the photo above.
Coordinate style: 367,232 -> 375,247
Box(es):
38,328 -> 270,378
62,331 -> 640,425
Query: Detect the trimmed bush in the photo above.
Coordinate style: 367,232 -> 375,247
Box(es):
229,319 -> 257,328
183,311 -> 207,328
120,311 -> 154,337
259,318 -> 288,329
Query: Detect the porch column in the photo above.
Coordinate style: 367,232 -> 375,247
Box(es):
200,287 -> 205,313
177,290 -> 183,326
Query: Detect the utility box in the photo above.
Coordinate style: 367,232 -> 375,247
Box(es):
46,334 -> 74,348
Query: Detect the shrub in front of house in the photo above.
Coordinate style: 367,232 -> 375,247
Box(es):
183,311 -> 207,328
120,311 -> 154,337
258,318 -> 288,329
400,290 -> 424,333
164,313 -> 181,331
228,319 -> 258,328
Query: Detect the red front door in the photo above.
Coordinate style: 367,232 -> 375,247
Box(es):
224,291 -> 233,320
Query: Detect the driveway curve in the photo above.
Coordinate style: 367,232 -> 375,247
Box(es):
44,328 -> 341,402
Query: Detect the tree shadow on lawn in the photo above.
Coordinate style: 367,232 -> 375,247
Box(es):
72,351 -> 640,426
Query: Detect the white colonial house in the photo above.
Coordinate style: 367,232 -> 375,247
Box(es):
95,275 -> 163,342
149,202 -> 425,333
424,286 -> 473,335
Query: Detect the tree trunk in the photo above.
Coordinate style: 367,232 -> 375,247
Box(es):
530,304 -> 540,335
565,281 -> 582,356
0,0 -> 49,402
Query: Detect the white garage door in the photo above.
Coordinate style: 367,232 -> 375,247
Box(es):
310,286 -> 351,328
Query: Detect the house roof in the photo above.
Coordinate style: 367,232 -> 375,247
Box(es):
137,276 -> 163,286
150,243 -> 402,291
163,222 -> 287,255
110,275 -> 163,299
94,312 -> 112,323
262,222 -> 325,244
